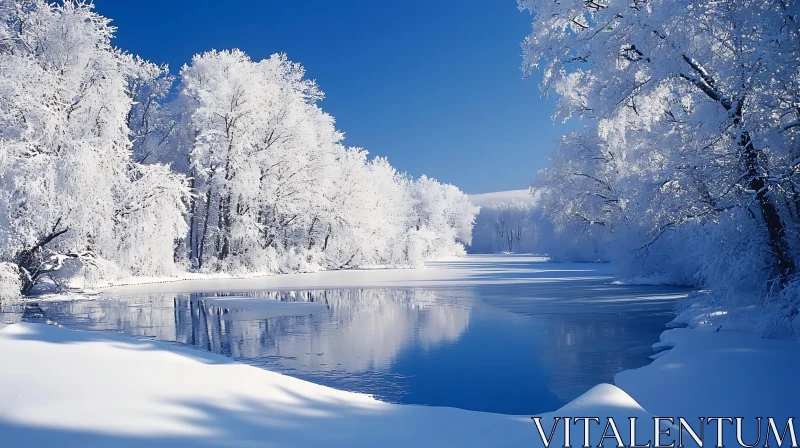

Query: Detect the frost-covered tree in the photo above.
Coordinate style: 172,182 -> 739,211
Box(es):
178,50 -> 479,273
319,150 -> 414,268
0,0 -> 188,293
471,199 -> 535,254
521,0 -> 800,329
409,176 -> 479,260
534,132 -> 622,234
467,189 -> 609,260
126,58 -> 176,165
179,50 -> 335,271
0,1 -> 479,294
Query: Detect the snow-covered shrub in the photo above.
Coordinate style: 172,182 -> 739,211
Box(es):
758,277 -> 800,339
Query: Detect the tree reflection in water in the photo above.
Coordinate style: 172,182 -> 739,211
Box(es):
2,277 -> 683,415
9,289 -> 471,402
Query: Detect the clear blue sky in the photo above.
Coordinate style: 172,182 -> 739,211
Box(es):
93,0 -> 571,194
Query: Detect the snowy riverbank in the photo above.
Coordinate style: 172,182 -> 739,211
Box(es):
1,256 -> 796,447
2,313 -> 795,447
0,320 -> 653,447
31,254 -> 547,300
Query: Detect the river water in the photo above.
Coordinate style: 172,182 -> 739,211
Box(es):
0,256 -> 687,415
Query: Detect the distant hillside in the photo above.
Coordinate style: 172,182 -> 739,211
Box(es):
468,189 -> 538,208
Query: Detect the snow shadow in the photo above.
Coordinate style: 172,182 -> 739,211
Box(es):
0,319 -> 237,365
0,393 -> 529,448
0,322 -> 532,447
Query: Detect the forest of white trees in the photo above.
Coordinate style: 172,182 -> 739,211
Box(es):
470,198 -> 538,254
519,0 -> 800,335
0,1 -> 479,296
468,191 -> 611,261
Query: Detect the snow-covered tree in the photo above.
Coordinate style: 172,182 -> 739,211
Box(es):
471,199 -> 535,254
467,189 -> 609,260
409,176 -> 479,259
317,150 -> 411,268
179,49 -> 334,271
178,50 -> 479,273
0,1 -> 478,294
0,0 -> 188,293
520,0 -> 800,330
125,57 -> 176,165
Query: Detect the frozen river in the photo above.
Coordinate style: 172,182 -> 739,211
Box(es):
2,255 -> 688,415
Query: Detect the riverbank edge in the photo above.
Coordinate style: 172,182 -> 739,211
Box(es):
2,266 -> 796,446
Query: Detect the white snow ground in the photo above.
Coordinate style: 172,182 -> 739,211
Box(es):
616,325 -> 800,443
78,254 -> 554,297
0,321 -> 652,447
0,255 -> 797,447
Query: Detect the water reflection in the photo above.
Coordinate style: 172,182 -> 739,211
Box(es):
0,278 -> 684,415
1,289 -> 472,403
257,289 -> 471,373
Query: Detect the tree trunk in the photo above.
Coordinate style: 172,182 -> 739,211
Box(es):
198,187 -> 213,269
307,217 -> 318,251
742,131 -> 795,280
679,56 -> 796,282
188,175 -> 198,264
322,225 -> 332,252
217,193 -> 231,261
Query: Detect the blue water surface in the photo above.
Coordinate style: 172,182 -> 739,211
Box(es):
2,257 -> 687,415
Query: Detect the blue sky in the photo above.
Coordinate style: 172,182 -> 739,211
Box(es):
93,0 -> 572,194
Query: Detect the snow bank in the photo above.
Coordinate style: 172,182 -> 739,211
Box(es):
0,321 -> 643,448
614,322 -> 800,445
0,320 -> 680,447
3,316 -> 793,447
66,255 -> 533,297
2,255 -> 795,446
616,326 -> 800,421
